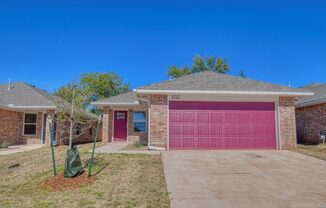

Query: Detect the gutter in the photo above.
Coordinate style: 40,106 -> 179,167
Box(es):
135,89 -> 314,97
5,105 -> 57,110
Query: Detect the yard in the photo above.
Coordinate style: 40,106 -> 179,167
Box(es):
0,143 -> 169,208
292,143 -> 326,161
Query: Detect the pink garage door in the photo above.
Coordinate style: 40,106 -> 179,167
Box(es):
169,101 -> 277,150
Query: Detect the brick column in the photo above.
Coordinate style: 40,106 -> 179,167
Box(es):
102,107 -> 109,144
150,95 -> 168,148
279,97 -> 297,149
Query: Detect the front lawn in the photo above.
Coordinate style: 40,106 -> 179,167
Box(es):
292,143 -> 326,161
0,143 -> 169,208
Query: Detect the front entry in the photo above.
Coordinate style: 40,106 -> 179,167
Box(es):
114,111 -> 128,141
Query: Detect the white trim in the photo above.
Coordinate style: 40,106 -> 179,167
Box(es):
275,98 -> 280,150
41,113 -> 47,144
23,113 -> 38,136
277,101 -> 282,150
137,97 -> 151,148
136,89 -> 313,97
92,101 -> 139,106
133,111 -> 147,133
167,97 -> 170,150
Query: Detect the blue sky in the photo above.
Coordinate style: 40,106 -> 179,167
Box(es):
0,0 -> 325,92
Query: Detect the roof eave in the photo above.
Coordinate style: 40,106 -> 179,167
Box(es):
135,89 -> 314,97
296,98 -> 326,108
3,105 -> 57,110
91,101 -> 140,107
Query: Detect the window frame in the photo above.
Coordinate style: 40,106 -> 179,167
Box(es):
133,111 -> 147,133
23,113 -> 38,136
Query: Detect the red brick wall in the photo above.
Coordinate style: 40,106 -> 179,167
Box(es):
279,97 -> 297,149
296,103 -> 326,144
149,95 -> 168,148
0,109 -> 43,145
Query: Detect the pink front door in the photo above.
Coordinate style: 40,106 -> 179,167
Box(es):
114,111 -> 128,141
169,101 -> 277,150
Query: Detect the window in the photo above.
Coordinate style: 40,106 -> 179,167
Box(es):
134,111 -> 146,132
76,124 -> 81,135
89,127 -> 92,135
24,113 -> 37,135
116,112 -> 125,120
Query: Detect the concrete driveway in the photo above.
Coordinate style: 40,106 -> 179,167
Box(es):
162,150 -> 326,208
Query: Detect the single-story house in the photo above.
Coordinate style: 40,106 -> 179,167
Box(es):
92,71 -> 313,150
295,83 -> 326,144
0,82 -> 97,146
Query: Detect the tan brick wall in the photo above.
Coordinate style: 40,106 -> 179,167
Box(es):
296,103 -> 326,144
102,107 -> 113,144
149,95 -> 168,148
279,97 -> 297,149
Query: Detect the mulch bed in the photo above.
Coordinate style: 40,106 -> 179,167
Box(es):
41,172 -> 96,191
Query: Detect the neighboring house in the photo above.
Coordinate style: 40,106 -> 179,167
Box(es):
295,83 -> 326,144
0,82 -> 97,146
93,71 -> 313,150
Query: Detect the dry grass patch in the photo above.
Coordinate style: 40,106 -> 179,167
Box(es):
0,143 -> 169,208
292,143 -> 326,161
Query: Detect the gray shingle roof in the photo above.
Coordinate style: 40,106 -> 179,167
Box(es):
296,83 -> 326,107
92,91 -> 138,105
137,71 -> 311,94
0,82 -> 58,109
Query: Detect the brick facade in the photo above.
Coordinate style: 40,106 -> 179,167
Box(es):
0,109 -> 43,145
0,108 -> 97,146
101,107 -> 148,144
149,95 -> 168,148
127,109 -> 148,144
296,103 -> 326,144
279,97 -> 297,149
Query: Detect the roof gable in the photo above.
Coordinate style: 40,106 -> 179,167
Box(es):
92,91 -> 138,105
296,83 -> 326,107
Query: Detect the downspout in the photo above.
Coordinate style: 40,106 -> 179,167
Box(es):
137,97 -> 165,151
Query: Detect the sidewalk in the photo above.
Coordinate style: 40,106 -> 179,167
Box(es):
0,144 -> 44,156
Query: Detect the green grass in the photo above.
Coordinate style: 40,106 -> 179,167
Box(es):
0,143 -> 169,208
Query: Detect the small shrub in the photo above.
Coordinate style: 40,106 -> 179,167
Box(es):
133,139 -> 147,148
0,142 -> 9,149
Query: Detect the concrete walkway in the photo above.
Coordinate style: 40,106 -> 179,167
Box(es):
162,150 -> 326,208
95,142 -> 128,153
0,144 -> 44,156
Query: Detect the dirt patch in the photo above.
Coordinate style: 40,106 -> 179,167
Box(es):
41,172 -> 96,191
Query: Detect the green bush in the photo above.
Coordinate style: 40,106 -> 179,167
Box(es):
0,142 -> 9,149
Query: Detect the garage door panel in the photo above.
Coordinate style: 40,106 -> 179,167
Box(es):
170,112 -> 182,123
211,126 -> 223,136
182,125 -> 195,136
169,101 -> 277,150
182,113 -> 194,122
197,125 -> 210,135
170,125 -> 182,136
